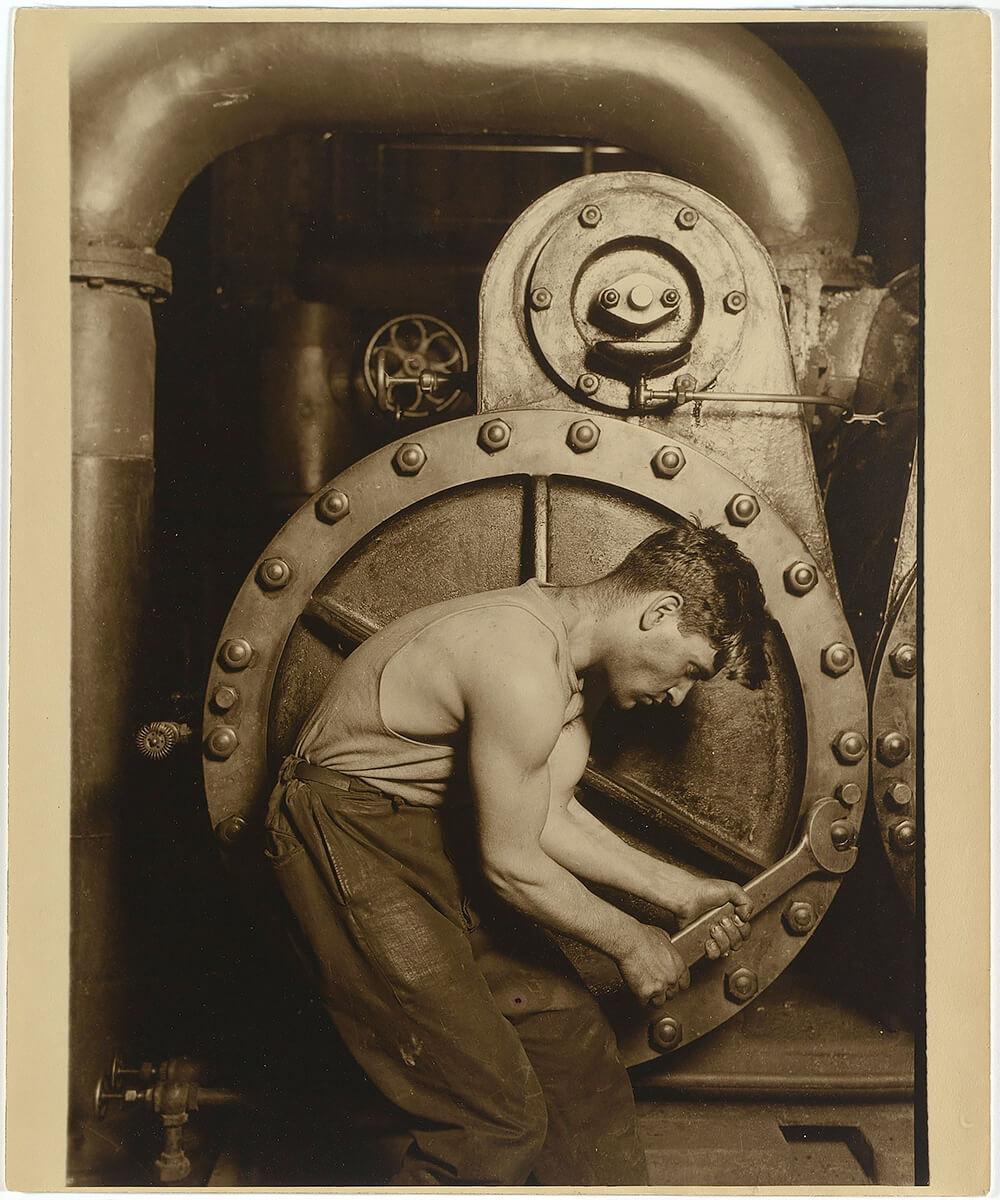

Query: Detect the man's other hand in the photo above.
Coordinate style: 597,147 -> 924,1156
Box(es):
616,925 -> 691,1006
678,878 -> 753,959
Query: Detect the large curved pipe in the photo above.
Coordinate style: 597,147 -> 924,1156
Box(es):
72,22 -> 857,257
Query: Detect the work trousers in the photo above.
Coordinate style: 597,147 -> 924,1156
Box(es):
265,757 -> 648,1186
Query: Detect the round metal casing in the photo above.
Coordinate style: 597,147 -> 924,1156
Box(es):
203,409 -> 867,1063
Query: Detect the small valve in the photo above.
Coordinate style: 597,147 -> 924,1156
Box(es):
136,721 -> 193,761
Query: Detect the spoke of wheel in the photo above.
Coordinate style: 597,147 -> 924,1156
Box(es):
303,594 -> 380,648
526,475 -> 549,583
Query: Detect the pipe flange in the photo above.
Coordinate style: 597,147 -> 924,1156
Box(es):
71,244 -> 173,299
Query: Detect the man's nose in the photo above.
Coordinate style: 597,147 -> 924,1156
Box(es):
667,680 -> 694,706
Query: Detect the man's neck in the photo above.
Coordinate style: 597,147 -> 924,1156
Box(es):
543,583 -> 609,678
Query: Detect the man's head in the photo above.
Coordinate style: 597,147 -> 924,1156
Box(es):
592,520 -> 769,710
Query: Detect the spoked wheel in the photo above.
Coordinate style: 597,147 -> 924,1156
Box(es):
362,313 -> 471,422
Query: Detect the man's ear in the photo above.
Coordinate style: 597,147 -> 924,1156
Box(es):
639,591 -> 684,631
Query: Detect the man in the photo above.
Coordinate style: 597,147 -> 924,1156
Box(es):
265,519 -> 769,1186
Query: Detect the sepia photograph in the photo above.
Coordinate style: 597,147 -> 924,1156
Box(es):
5,9 -> 992,1192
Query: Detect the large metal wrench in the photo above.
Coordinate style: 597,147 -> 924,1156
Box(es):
671,797 -> 859,970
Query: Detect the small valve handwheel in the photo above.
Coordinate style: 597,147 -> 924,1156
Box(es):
362,314 -> 471,422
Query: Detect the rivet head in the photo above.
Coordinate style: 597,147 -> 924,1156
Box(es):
877,731 -> 911,766
726,493 -> 760,527
477,419 -> 511,453
675,207 -> 699,230
784,561 -> 818,596
833,729 -> 867,764
577,373 -> 600,397
725,967 -> 758,1004
579,204 -> 603,228
723,290 -> 747,314
890,818 -> 917,852
890,642 -> 918,678
600,287 -> 620,309
649,1015 -> 683,1052
393,442 -> 427,476
821,642 -> 855,677
782,900 -> 817,936
885,781 -> 913,809
830,820 -> 856,851
567,420 -> 601,452
205,725 -> 238,761
217,814 -> 247,844
211,685 -> 238,713
530,286 -> 552,311
651,445 -> 686,479
315,489 -> 350,524
256,557 -> 292,591
628,284 -> 655,311
219,638 -> 252,671
836,782 -> 863,807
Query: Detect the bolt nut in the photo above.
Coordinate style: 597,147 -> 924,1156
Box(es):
890,642 -> 918,678
877,731 -> 911,766
833,729 -> 867,765
723,290 -> 747,314
217,815 -> 247,844
651,445 -> 686,479
256,557 -> 292,591
836,782 -> 863,807
579,204 -> 603,228
600,288 -> 620,309
725,967 -> 759,1004
316,488 -> 350,524
885,781 -> 913,809
393,442 -> 427,476
726,493 -> 760,527
674,374 -> 698,393
204,725 -> 239,761
566,420 -> 601,453
675,207 -> 699,230
821,642 -> 855,677
784,561 -> 818,596
830,820 -> 856,851
890,818 -> 917,853
649,1016 -> 683,1052
577,373 -> 601,397
530,287 -> 552,311
661,288 -> 680,307
782,900 -> 817,936
219,637 -> 252,671
478,419 -> 511,453
211,685 -> 238,713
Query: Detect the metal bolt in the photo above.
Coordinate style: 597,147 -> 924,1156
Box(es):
219,638 -> 252,671
477,419 -> 511,453
725,967 -> 759,1004
836,782 -> 863,807
782,900 -> 817,936
315,488 -> 350,524
217,815 -> 247,844
661,288 -> 680,306
394,442 -> 427,476
674,374 -> 697,393
256,557 -> 292,591
821,642 -> 855,677
675,207 -> 699,230
830,820 -> 855,851
833,729 -> 867,765
204,725 -> 238,761
784,561 -> 818,596
885,781 -> 913,809
577,373 -> 600,397
651,445 -> 686,479
726,494 -> 760,527
599,288 -> 620,309
890,818 -> 917,853
86,277 -> 105,289
579,204 -> 603,228
723,290 -> 747,314
649,1016 -> 683,1052
628,284 -> 655,311
877,731 -> 911,766
890,642 -> 918,678
567,420 -> 601,453
530,287 -> 552,312
211,685 -> 238,713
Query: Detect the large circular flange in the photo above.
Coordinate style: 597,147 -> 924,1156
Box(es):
526,182 -> 747,411
870,570 -> 917,911
203,409 -> 867,1061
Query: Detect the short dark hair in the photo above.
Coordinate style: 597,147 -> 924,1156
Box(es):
601,520 -> 769,688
